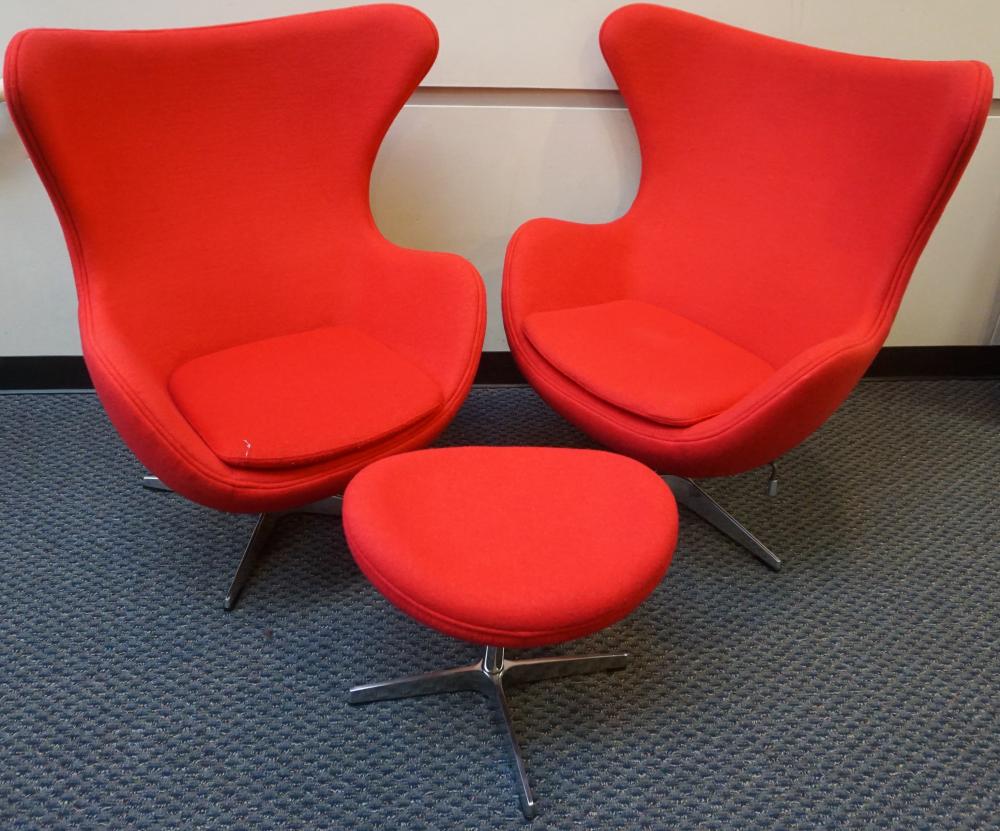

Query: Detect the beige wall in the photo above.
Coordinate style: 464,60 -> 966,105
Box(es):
2,0 -> 999,353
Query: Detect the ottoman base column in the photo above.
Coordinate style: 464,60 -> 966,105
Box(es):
348,645 -> 629,818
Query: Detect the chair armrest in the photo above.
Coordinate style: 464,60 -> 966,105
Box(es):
672,330 -> 882,474
502,217 -> 634,340
737,330 -> 880,425
78,319 -> 251,503
337,237 -> 487,400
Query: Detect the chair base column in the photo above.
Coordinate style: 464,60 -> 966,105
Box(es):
662,475 -> 782,570
141,474 -> 344,609
348,645 -> 630,818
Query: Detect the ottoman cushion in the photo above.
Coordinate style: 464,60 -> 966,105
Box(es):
343,447 -> 677,647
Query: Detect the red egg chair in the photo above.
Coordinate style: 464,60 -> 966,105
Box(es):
503,4 -> 991,569
4,5 -> 486,607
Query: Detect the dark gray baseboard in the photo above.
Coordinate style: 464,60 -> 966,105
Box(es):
1,346 -> 997,390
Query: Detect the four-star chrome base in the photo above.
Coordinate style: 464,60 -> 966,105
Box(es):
348,645 -> 629,818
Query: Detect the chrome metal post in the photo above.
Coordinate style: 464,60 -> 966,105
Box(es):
662,475 -> 781,570
348,645 -> 629,818
483,645 -> 504,675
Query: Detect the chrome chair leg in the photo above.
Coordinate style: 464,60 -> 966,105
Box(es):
140,474 -> 344,607
347,662 -> 483,703
348,645 -> 629,818
488,672 -> 536,818
662,475 -> 782,570
502,652 -> 629,685
221,499 -> 341,609
224,513 -> 278,611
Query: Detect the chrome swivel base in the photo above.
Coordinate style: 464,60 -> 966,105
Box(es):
661,475 -> 782,570
141,475 -> 343,609
348,645 -> 630,818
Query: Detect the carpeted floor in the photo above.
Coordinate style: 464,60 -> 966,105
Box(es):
0,380 -> 998,830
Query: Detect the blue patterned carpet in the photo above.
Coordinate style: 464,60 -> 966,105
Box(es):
1,380 -> 998,829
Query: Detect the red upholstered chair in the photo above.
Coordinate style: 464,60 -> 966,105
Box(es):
4,6 -> 486,606
503,4 -> 991,569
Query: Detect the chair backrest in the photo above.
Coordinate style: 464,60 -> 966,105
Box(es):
4,5 -> 436,361
602,4 -> 992,366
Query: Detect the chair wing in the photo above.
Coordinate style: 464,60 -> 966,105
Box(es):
600,3 -> 992,367
4,5 -> 439,368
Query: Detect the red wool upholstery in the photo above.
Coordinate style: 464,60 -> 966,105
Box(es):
5,5 -> 486,512
343,447 -> 678,648
169,326 -> 443,469
503,4 -> 992,477
525,299 -> 775,427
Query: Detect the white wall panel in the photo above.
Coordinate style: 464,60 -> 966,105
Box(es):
0,112 -> 78,354
2,1 -> 1000,94
373,107 -> 1000,351
1,0 -> 998,354
888,120 -> 1000,346
419,0 -> 1000,95
371,101 -> 640,351
1,99 -> 998,354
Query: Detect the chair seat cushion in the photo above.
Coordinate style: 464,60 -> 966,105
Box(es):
343,446 -> 677,648
523,299 -> 775,427
169,325 -> 442,469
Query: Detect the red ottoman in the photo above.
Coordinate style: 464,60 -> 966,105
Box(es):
344,446 -> 677,817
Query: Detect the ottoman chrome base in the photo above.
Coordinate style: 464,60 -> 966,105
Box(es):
348,645 -> 629,818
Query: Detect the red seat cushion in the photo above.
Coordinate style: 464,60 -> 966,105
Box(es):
169,326 -> 442,469
524,299 -> 774,427
343,447 -> 677,648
